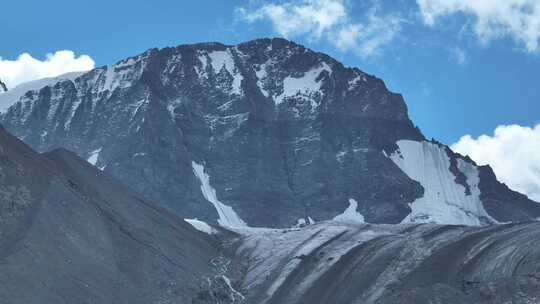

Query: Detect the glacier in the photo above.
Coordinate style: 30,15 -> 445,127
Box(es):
389,140 -> 496,226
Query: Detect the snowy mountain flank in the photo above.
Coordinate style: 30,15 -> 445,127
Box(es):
0,72 -> 83,113
1,38 -> 539,228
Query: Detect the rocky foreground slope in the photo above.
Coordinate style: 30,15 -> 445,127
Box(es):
225,221 -> 540,304
2,38 -> 539,228
0,125 -> 220,303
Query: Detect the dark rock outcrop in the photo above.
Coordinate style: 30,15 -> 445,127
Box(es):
0,79 -> 7,92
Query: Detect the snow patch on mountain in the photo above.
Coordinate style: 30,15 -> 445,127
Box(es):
255,61 -> 271,98
184,218 -> 217,234
333,198 -> 366,224
87,148 -> 102,166
275,62 -> 331,107
198,49 -> 244,95
389,140 -> 495,226
192,161 -> 247,228
208,51 -> 234,75
348,71 -> 367,88
98,55 -> 147,94
0,72 -> 83,113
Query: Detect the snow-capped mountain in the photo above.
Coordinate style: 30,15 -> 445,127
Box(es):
0,72 -> 83,113
1,38 -> 539,228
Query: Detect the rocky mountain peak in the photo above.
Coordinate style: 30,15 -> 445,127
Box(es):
1,38 -> 538,228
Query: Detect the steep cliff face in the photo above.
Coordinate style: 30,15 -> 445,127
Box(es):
0,125 -> 219,304
1,38 -> 539,227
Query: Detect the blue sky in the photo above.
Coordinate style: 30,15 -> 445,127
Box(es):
2,0 -> 540,198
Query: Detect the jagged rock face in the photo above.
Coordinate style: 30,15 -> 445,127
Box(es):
0,126 -> 219,303
1,38 -> 539,227
228,222 -> 540,304
0,79 -> 7,93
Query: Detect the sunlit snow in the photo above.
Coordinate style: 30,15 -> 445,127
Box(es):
333,198 -> 366,224
389,140 -> 496,226
275,62 -> 331,106
192,161 -> 247,228
184,218 -> 217,234
87,147 -> 102,166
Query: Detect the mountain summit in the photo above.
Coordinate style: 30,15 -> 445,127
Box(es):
2,38 -> 539,227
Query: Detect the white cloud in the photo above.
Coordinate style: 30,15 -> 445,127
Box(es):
0,50 -> 95,89
236,0 -> 403,58
452,124 -> 540,201
237,0 -> 347,40
417,0 -> 540,52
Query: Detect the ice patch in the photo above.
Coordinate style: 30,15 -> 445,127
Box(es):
184,218 -> 217,235
192,161 -> 247,228
87,148 -> 102,166
333,198 -> 365,224
389,140 -> 496,226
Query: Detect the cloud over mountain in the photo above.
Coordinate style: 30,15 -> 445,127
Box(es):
418,0 -> 540,52
452,124 -> 540,201
0,50 -> 94,89
236,0 -> 403,58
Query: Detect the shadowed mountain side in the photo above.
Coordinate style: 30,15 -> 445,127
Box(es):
0,125 -> 219,304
